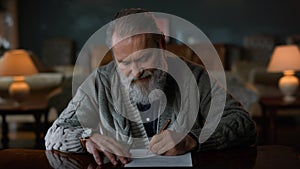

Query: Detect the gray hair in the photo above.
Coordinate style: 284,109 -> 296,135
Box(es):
106,8 -> 165,48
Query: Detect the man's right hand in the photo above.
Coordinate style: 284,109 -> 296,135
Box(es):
85,133 -> 131,166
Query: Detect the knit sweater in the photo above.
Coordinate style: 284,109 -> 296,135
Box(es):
44,57 -> 257,153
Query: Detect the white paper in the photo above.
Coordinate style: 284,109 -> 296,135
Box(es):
125,149 -> 193,167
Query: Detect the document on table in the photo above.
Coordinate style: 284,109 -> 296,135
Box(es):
125,149 -> 192,167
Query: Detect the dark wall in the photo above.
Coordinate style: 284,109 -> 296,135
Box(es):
18,0 -> 300,58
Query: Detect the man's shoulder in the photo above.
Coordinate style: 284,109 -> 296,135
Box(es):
96,61 -> 117,76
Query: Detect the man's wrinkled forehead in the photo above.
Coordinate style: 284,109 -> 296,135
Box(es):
112,33 -> 147,49
112,33 -> 149,60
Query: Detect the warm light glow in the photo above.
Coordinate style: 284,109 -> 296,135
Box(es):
0,49 -> 38,76
0,49 -> 38,102
267,45 -> 300,102
267,45 -> 300,72
9,76 -> 30,102
279,71 -> 299,102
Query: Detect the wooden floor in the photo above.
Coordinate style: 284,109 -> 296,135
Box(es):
1,115 -> 300,152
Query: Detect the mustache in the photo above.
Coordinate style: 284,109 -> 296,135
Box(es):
132,70 -> 153,82
129,69 -> 167,106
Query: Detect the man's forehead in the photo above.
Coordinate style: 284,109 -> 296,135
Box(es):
112,34 -> 149,60
112,33 -> 147,48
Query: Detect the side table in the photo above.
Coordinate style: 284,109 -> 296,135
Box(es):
0,92 -> 50,149
259,96 -> 300,144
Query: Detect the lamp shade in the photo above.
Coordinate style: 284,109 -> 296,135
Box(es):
267,45 -> 300,72
0,49 -> 38,76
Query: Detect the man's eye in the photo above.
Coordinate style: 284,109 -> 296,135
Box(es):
121,60 -> 130,65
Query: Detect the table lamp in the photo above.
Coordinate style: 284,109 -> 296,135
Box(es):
267,45 -> 300,102
0,49 -> 38,102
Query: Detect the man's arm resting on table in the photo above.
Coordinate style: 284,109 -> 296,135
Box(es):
45,89 -> 99,153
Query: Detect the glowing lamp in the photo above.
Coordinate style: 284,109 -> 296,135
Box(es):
267,45 -> 300,102
0,49 -> 38,102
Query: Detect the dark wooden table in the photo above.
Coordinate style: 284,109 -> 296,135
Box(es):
0,145 -> 299,169
0,90 -> 56,149
259,96 -> 300,144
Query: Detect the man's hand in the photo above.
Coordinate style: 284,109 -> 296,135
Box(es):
85,133 -> 131,166
148,130 -> 197,156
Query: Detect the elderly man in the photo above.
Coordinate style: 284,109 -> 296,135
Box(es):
45,8 -> 257,166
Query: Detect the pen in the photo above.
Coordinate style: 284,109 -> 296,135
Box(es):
159,119 -> 171,134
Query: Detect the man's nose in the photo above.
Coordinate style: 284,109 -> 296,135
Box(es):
131,62 -> 143,78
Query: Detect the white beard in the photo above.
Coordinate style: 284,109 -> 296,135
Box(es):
129,70 -> 166,105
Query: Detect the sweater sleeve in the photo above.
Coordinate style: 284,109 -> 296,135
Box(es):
199,93 -> 257,151
45,77 -> 100,153
44,103 -> 85,152
191,65 -> 257,151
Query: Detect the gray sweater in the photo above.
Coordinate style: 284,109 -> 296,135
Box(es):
44,58 -> 257,153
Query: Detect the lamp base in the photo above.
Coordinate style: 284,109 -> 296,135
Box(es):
9,76 -> 30,103
279,71 -> 299,103
283,95 -> 296,103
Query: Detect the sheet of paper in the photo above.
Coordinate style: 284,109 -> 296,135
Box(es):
125,149 -> 192,167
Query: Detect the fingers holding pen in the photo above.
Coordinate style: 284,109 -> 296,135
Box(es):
149,130 -> 187,156
149,119 -> 171,154
148,130 -> 172,154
